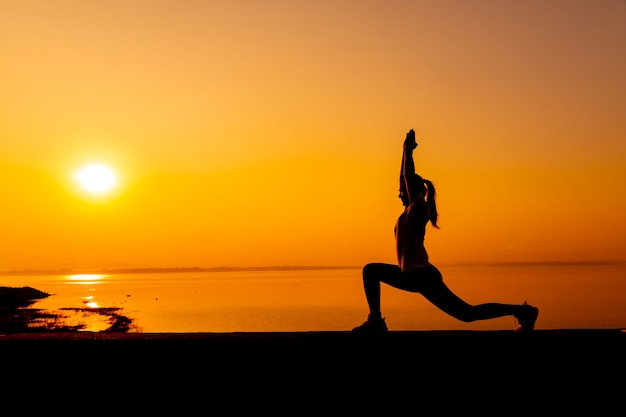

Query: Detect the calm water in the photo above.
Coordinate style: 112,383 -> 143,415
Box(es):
2,263 -> 625,332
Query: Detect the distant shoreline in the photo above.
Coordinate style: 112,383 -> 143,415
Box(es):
1,259 -> 624,276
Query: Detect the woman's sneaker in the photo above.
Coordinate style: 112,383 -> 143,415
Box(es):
515,301 -> 539,333
352,314 -> 388,333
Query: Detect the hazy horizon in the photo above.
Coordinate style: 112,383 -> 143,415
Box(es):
2,259 -> 624,276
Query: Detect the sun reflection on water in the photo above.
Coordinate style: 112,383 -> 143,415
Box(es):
51,274 -> 135,332
82,295 -> 99,309
66,274 -> 107,285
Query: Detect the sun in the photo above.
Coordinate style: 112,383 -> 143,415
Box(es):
75,163 -> 117,194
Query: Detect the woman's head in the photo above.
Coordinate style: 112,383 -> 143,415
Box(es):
400,174 -> 426,202
401,174 -> 439,229
414,174 -> 427,196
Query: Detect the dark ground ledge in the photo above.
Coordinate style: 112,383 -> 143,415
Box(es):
3,328 -> 624,414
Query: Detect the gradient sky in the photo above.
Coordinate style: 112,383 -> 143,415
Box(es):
2,0 -> 625,271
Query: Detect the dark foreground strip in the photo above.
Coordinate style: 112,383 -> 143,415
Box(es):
3,329 -> 623,413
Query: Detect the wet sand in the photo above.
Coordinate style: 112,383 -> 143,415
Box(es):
3,329 -> 624,413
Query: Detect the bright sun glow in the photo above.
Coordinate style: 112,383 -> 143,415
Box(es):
75,163 -> 117,193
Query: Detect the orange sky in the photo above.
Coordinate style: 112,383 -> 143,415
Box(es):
1,0 -> 625,271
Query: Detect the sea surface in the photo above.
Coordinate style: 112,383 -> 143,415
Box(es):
2,263 -> 625,333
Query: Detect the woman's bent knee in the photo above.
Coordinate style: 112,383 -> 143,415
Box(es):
363,262 -> 398,278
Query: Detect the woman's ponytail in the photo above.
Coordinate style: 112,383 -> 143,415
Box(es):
423,179 -> 440,229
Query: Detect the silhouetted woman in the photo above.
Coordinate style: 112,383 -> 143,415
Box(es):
353,129 -> 539,333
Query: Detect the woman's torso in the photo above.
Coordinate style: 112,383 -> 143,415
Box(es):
395,202 -> 430,271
